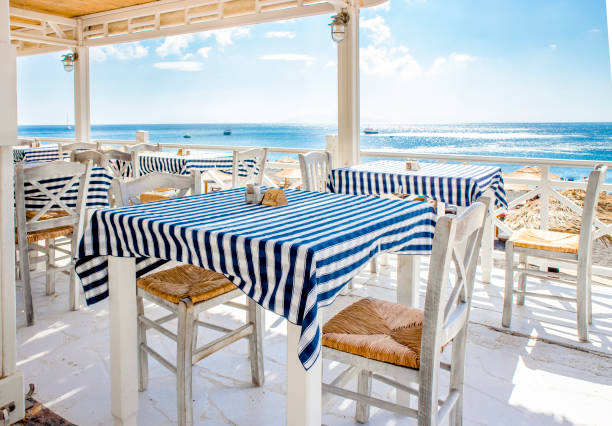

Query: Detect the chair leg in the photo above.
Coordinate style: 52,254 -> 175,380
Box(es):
355,369 -> 372,423
19,238 -> 34,326
587,262 -> 593,325
248,299 -> 265,386
69,267 -> 80,311
517,254 -> 526,306
137,296 -> 148,392
45,238 -> 56,296
449,325 -> 468,426
576,265 -> 589,342
369,257 -> 377,274
502,241 -> 514,328
177,300 -> 195,426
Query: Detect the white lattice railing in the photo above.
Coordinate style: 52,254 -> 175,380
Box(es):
18,135 -> 612,278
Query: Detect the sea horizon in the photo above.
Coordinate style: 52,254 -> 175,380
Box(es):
18,122 -> 612,182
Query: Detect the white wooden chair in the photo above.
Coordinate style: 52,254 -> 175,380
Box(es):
58,142 -> 97,159
114,172 -> 264,426
15,160 -> 93,326
503,165 -> 607,341
70,149 -> 105,166
111,171 -> 202,206
298,151 -> 331,192
322,199 -> 488,425
127,143 -> 162,177
231,148 -> 268,188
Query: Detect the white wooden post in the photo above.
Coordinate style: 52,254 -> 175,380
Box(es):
74,21 -> 91,142
286,321 -> 321,426
135,131 -> 149,143
336,4 -> 360,167
0,1 -> 24,422
607,0 -> 612,79
325,134 -> 340,168
108,256 -> 139,426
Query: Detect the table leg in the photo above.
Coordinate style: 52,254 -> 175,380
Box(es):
397,255 -> 420,308
286,321 -> 321,426
480,191 -> 495,284
108,256 -> 139,426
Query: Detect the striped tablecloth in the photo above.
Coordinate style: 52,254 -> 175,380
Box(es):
328,160 -> 507,208
75,188 -> 436,369
23,166 -> 113,210
138,151 -> 234,175
13,145 -> 61,163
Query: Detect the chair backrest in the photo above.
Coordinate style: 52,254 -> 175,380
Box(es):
232,148 -> 268,188
577,165 -> 608,262
417,199 -> 488,422
104,149 -> 133,179
112,170 -> 202,207
71,149 -> 106,167
14,160 -> 93,247
126,144 -> 162,177
298,151 -> 332,192
127,143 -> 162,153
58,142 -> 97,159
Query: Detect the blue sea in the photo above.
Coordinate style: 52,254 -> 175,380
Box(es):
18,122 -> 612,182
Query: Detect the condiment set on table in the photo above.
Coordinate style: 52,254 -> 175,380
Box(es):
245,184 -> 287,206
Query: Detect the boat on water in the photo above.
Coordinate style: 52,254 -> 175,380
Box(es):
363,128 -> 379,134
223,129 -> 232,135
183,133 -> 192,138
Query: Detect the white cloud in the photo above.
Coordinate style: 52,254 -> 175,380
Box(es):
197,47 -> 212,58
549,44 -> 557,50
450,53 -> 476,63
156,35 -> 193,57
369,1 -> 390,12
260,54 -> 315,65
265,31 -> 296,39
92,42 -> 148,62
153,61 -> 202,71
324,60 -> 336,69
361,46 -> 475,79
201,28 -> 250,47
360,16 -> 391,45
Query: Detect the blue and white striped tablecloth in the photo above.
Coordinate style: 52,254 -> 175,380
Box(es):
75,188 -> 436,369
138,151 -> 234,175
328,160 -> 507,208
23,166 -> 113,210
13,145 -> 61,163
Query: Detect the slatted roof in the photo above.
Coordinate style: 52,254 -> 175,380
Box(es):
9,0 -> 386,56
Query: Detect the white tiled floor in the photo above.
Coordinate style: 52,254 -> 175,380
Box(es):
15,254 -> 612,425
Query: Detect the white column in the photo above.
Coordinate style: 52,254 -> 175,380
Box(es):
607,0 -> 612,79
0,2 -> 25,423
74,21 -> 91,142
336,4 -> 360,167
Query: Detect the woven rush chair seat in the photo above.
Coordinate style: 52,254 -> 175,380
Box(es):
139,188 -> 179,203
137,264 -> 238,304
323,298 -> 425,369
15,211 -> 72,243
509,228 -> 579,254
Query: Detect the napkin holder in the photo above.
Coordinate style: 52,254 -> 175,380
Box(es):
245,184 -> 265,204
261,189 -> 288,207
406,159 -> 420,171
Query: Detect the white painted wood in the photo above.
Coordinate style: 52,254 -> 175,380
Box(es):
397,255 -> 420,308
298,151 -> 331,192
74,43 -> 91,142
108,256 -> 139,426
113,171 -> 201,206
286,320 -> 321,426
325,135 -> 340,168
480,190 -> 494,283
608,0 -> 612,79
502,166 -> 607,341
135,130 -> 149,143
336,4 -> 360,167
323,202 -> 488,425
232,148 -> 268,187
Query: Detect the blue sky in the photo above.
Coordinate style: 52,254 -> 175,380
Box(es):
17,0 -> 612,124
